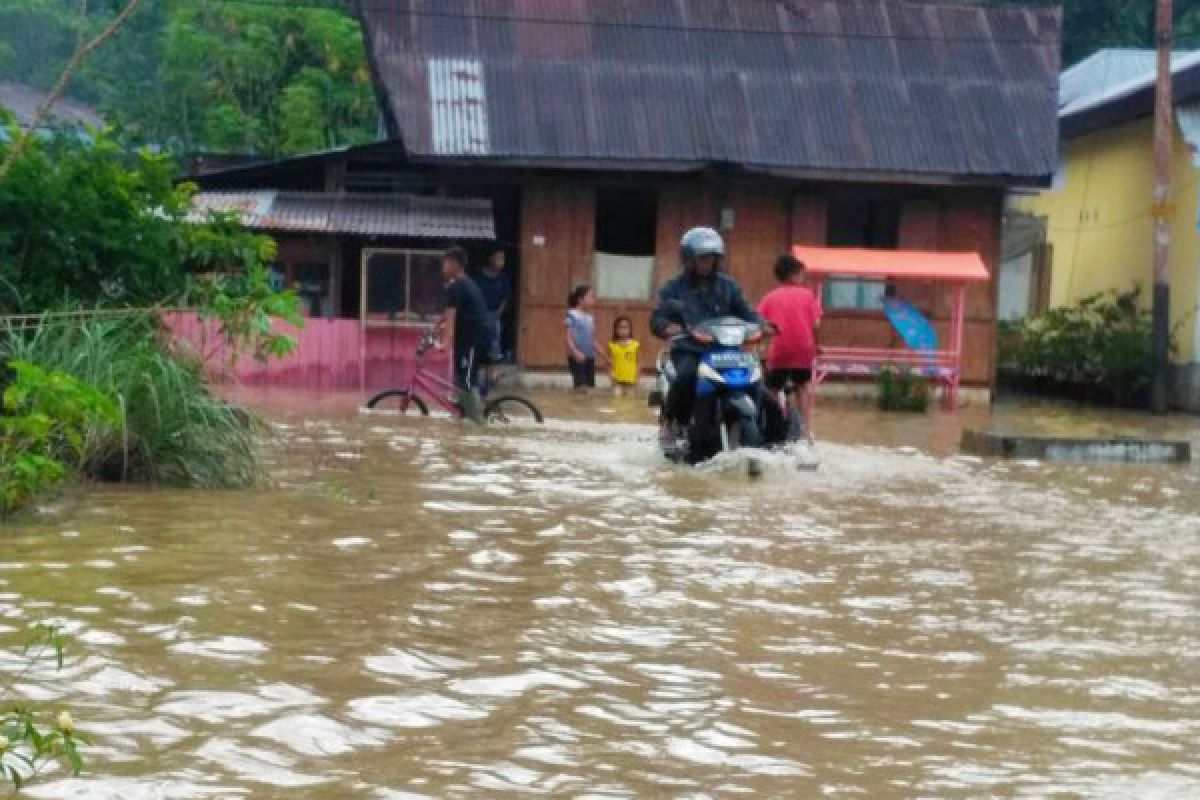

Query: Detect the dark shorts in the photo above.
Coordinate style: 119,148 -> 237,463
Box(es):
765,367 -> 813,392
568,357 -> 596,388
454,346 -> 491,393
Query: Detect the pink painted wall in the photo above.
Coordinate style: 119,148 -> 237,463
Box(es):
165,313 -> 450,391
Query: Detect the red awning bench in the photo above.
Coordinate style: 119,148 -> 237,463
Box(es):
793,246 -> 991,410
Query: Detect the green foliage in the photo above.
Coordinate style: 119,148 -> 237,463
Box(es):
0,361 -> 118,515
0,124 -> 303,360
169,2 -> 376,155
0,124 -> 193,312
998,287 -> 1164,407
0,0 -> 377,156
3,315 -> 264,489
2,624 -> 86,791
877,366 -> 932,413
181,211 -> 303,363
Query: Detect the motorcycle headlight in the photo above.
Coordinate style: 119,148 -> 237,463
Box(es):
697,363 -> 724,383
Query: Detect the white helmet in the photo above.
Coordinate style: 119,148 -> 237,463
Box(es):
680,226 -> 725,272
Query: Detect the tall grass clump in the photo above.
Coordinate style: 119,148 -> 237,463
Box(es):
2,314 -> 261,488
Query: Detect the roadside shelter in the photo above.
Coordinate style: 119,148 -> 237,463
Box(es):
796,246 -> 991,408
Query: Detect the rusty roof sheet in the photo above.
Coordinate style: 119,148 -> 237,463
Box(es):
191,191 -> 495,239
359,0 -> 1061,184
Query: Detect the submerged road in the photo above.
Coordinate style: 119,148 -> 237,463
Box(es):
4,392 -> 1199,798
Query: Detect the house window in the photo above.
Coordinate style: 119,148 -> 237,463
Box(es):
824,195 -> 901,311
362,249 -> 444,323
293,262 -> 331,318
593,189 -> 657,300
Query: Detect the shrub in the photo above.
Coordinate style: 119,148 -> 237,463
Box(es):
2,315 -> 262,489
998,287 -> 1160,407
0,361 -> 118,515
877,366 -> 931,412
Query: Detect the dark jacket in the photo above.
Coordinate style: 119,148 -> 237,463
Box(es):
650,270 -> 764,348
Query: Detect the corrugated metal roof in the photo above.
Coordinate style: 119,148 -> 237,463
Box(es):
360,0 -> 1061,183
0,81 -> 103,129
1059,49 -> 1200,117
191,191 -> 495,239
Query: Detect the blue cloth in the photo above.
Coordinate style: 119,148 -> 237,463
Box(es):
565,309 -> 596,358
883,297 -> 939,352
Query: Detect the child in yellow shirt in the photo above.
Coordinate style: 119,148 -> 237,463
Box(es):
608,316 -> 640,394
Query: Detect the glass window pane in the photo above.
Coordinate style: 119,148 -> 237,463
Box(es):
826,279 -> 861,309
364,252 -> 408,317
409,253 -> 445,320
861,280 -> 886,310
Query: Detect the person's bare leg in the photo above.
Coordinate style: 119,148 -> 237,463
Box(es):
800,384 -> 815,442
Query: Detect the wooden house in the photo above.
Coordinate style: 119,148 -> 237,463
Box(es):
190,0 -> 1061,393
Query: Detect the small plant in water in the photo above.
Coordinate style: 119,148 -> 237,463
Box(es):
2,624 -> 86,790
877,366 -> 931,412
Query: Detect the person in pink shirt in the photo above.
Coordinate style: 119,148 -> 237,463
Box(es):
757,255 -> 822,442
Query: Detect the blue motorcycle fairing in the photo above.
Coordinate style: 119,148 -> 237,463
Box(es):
696,349 -> 761,397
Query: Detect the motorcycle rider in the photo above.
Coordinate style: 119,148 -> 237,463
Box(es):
651,227 -> 764,448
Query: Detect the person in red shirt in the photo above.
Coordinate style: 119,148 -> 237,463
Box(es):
757,255 -> 822,442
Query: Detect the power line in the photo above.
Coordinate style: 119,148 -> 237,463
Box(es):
190,0 -> 1057,47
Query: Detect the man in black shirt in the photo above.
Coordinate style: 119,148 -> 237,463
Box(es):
438,246 -> 494,396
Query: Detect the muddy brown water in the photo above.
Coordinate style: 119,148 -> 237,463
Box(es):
3,391 -> 1200,798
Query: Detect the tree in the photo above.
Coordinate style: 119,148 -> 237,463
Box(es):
0,0 -> 377,157
0,0 -> 141,184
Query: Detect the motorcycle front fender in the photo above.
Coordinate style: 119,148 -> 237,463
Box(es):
726,391 -> 758,419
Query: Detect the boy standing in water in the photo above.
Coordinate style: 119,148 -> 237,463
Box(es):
757,255 -> 821,441
437,247 -> 493,421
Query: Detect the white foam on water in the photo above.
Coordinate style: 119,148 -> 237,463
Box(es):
195,738 -> 328,787
363,647 -> 470,680
347,693 -> 489,728
251,713 -> 388,756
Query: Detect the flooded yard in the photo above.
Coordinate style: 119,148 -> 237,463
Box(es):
3,392 -> 1200,798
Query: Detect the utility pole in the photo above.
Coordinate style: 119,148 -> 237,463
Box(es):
1151,0 -> 1174,413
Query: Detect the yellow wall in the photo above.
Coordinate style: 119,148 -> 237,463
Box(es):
1013,117 -> 1200,363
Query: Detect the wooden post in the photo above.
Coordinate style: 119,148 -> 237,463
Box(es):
1151,0 -> 1174,413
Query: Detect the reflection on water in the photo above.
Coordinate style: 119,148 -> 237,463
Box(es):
3,391 -> 1200,798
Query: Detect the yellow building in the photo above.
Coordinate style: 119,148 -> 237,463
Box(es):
1011,49 -> 1200,410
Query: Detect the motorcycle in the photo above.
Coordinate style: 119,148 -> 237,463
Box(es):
649,317 -> 791,472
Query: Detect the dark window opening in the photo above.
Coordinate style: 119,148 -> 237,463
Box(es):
825,195 -> 902,310
594,189 -> 657,300
595,189 -> 657,256
826,195 -> 901,248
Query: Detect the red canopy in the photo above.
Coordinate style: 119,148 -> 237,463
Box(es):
792,246 -> 990,283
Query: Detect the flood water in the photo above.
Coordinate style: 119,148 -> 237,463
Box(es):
3,391 -> 1200,798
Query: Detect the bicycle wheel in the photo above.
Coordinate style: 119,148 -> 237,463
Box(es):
484,395 -> 544,425
365,389 -> 430,415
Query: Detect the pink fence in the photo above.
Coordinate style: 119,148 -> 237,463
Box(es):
164,313 -> 449,392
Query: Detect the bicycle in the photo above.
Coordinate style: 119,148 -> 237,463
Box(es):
365,328 -> 544,424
